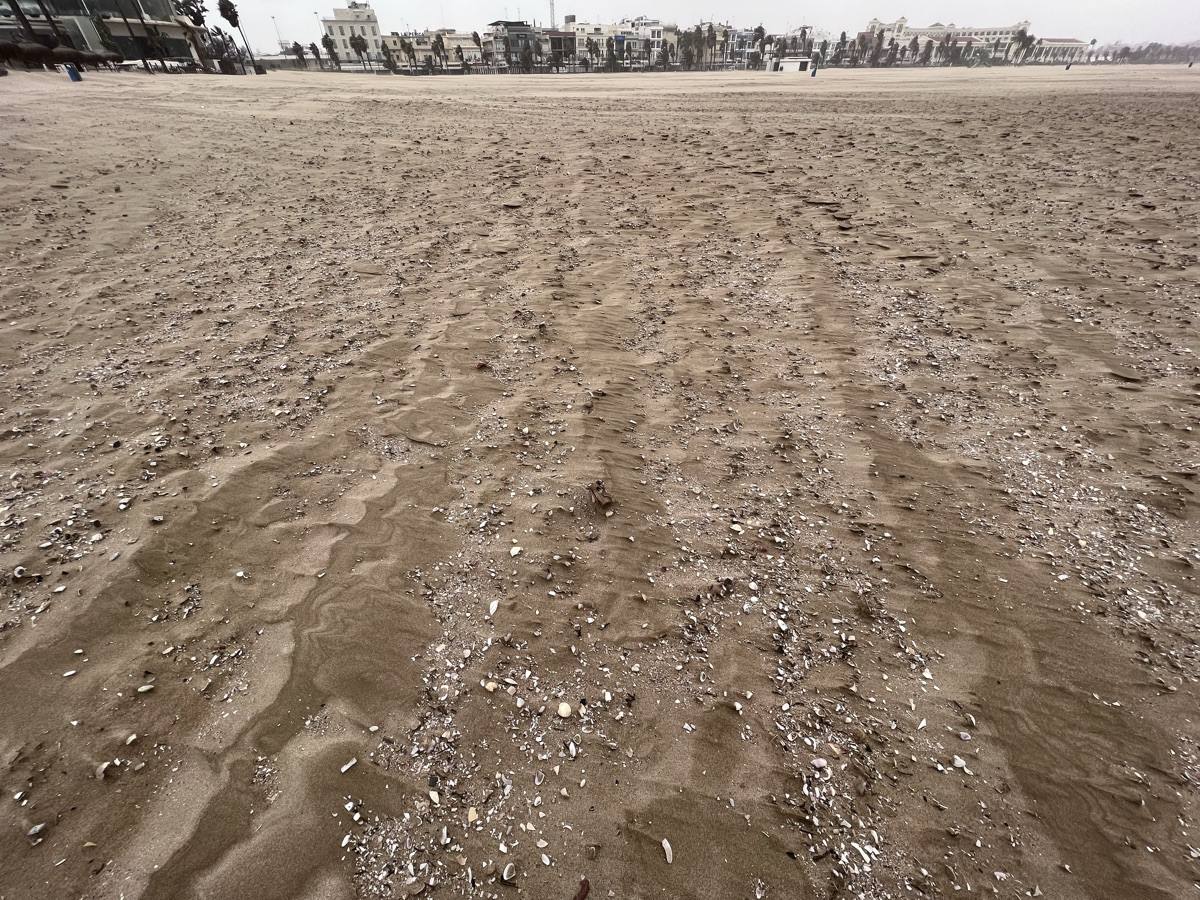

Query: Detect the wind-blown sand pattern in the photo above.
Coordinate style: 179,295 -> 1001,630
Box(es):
1,67 -> 1198,900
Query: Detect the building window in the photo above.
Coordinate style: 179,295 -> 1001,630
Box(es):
339,25 -> 344,34
371,25 -> 377,35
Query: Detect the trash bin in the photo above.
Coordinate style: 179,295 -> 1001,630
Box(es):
65,63 -> 83,82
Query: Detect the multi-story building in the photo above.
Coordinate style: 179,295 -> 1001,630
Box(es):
565,15 -> 662,66
722,27 -> 759,68
321,2 -> 383,63
382,29 -> 483,68
1026,37 -> 1091,61
482,19 -> 539,66
620,16 -> 677,60
866,18 -> 1088,62
1,0 -> 199,61
867,17 -> 1031,49
542,29 -> 577,63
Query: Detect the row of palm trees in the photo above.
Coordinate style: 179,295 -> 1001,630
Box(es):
308,29 -> 489,73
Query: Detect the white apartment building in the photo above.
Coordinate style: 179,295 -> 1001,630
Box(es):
382,30 -> 483,67
563,15 -> 680,65
322,2 -> 383,62
566,17 -> 627,55
620,16 -> 677,57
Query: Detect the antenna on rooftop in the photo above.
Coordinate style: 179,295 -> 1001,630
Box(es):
549,0 -> 555,29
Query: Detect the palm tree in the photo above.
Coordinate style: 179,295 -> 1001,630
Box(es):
706,23 -> 715,70
692,25 -> 703,69
657,41 -> 669,69
872,31 -> 886,65
218,0 -> 256,73
321,33 -> 340,69
381,40 -> 396,71
349,32 -> 369,69
935,33 -> 949,64
174,0 -> 210,65
604,35 -> 615,71
1008,27 -> 1026,63
309,41 -> 322,69
169,0 -> 210,67
1013,32 -> 1035,64
398,37 -> 415,71
472,30 -> 482,66
907,35 -> 919,62
291,41 -> 307,67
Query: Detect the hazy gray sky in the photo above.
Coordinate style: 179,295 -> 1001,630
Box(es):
236,0 -> 1198,55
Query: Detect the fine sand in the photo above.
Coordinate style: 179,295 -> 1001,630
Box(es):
1,65 -> 1197,900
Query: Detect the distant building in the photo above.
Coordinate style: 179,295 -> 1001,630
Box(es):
542,29 -> 577,63
321,2 -> 383,63
866,18 -> 1088,62
867,17 -> 1030,48
382,30 -> 483,68
565,15 -> 672,67
621,16 -> 677,60
482,20 -> 538,66
722,27 -> 759,68
1029,37 -> 1091,61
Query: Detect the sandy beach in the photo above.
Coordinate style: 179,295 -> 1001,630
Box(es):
1,65 -> 1198,900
